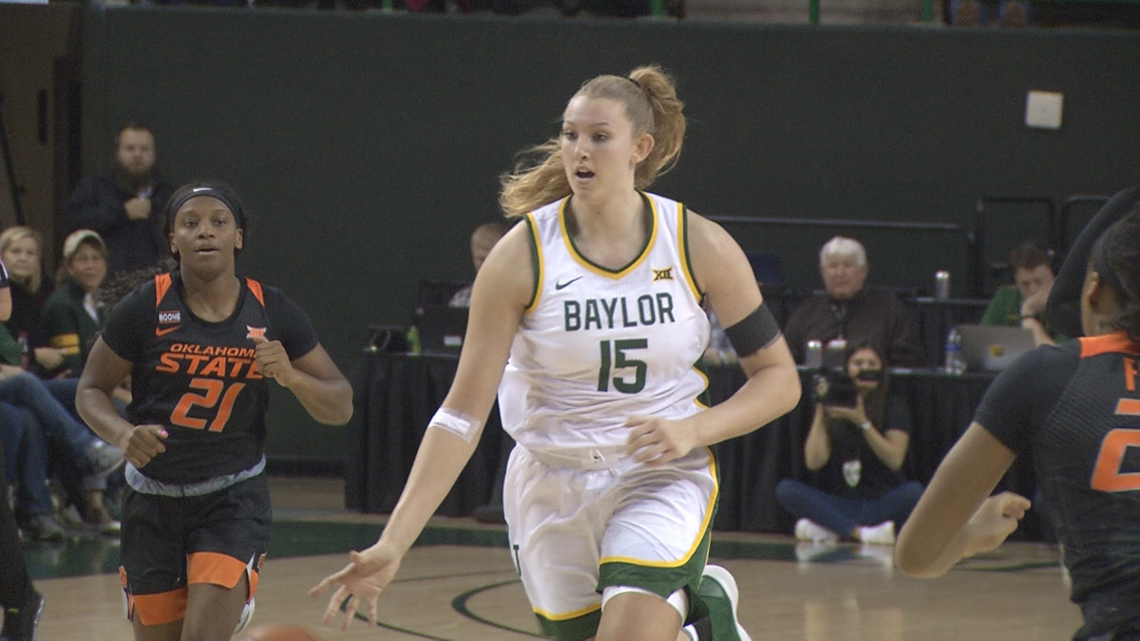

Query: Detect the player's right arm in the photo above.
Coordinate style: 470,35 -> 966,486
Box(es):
77,339 -> 167,468
893,423 -> 1028,577
310,221 -> 534,629
76,285 -> 167,468
894,347 -> 1050,577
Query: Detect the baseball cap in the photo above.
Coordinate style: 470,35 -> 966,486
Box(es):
63,229 -> 106,262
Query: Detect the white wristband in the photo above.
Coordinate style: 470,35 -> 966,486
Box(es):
427,407 -> 483,443
859,420 -> 873,432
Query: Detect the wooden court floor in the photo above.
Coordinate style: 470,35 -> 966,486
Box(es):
23,477 -> 1082,640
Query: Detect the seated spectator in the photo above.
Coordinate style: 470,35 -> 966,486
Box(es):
448,222 -> 507,308
0,371 -> 124,532
43,230 -> 109,375
0,259 -> 46,638
0,402 -> 63,541
1,227 -> 66,376
66,124 -> 174,276
980,239 -> 1065,347
776,343 -> 924,546
782,236 -> 924,368
0,243 -> 125,531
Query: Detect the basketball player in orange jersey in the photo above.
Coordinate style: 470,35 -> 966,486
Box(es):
896,207 -> 1140,641
76,182 -> 353,641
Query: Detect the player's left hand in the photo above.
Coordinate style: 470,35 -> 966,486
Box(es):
251,334 -> 298,387
625,415 -> 696,465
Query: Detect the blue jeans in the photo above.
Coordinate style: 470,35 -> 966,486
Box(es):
0,374 -> 98,479
0,402 -> 54,518
776,478 -> 925,539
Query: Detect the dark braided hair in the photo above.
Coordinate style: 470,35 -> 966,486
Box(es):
97,258 -> 178,314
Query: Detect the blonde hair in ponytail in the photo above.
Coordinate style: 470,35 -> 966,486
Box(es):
499,64 -> 686,218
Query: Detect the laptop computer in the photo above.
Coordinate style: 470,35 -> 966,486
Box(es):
414,305 -> 469,355
957,324 -> 1036,372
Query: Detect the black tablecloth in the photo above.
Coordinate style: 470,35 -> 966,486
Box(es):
345,352 -> 1042,538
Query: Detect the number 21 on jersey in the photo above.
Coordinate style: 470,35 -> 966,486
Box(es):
1090,398 -> 1140,492
170,378 -> 245,432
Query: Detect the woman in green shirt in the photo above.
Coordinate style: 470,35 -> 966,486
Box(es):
42,230 -> 108,375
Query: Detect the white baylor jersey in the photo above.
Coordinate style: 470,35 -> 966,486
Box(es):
499,192 -> 712,452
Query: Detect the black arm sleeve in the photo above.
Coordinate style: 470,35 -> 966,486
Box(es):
265,288 -> 320,360
1045,185 -> 1140,339
100,285 -> 153,363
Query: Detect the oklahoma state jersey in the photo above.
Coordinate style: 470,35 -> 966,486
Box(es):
498,192 -> 711,452
101,271 -> 318,484
975,332 -> 1140,638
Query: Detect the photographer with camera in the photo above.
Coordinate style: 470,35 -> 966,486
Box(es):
776,342 -> 924,548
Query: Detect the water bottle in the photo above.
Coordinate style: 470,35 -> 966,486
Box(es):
804,340 -> 823,369
17,333 -> 31,370
934,270 -> 951,301
944,327 -> 964,374
406,325 -> 421,355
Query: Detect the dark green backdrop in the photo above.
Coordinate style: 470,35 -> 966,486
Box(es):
79,7 -> 1140,464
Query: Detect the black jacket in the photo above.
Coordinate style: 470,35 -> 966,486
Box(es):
66,174 -> 175,275
782,286 -> 925,368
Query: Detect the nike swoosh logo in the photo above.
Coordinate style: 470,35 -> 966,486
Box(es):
155,325 -> 180,337
555,276 -> 583,290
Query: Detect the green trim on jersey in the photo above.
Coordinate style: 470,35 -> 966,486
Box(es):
534,605 -> 602,641
524,212 -> 543,312
678,203 -> 704,302
559,193 -> 658,278
692,357 -> 712,409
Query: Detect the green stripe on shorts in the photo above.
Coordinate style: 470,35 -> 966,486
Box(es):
596,517 -> 714,600
596,450 -> 720,625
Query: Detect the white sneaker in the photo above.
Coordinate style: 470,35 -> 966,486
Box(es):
701,565 -> 752,641
794,518 -> 838,543
859,521 -> 896,545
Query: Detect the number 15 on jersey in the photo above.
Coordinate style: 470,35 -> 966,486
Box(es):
598,339 -> 647,394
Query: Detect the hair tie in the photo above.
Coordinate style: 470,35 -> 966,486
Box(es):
627,76 -> 642,90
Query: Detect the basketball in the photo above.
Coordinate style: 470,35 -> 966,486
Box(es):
237,623 -> 324,641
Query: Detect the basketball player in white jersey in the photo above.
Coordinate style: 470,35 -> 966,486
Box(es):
312,65 -> 801,641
